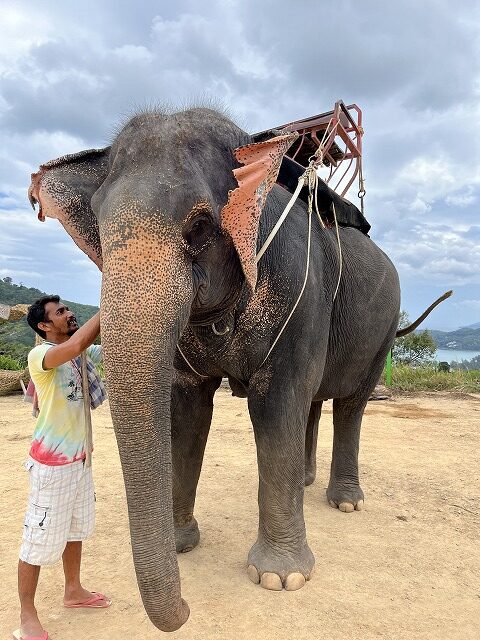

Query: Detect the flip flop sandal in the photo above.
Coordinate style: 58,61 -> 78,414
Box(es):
12,630 -> 48,640
64,592 -> 112,608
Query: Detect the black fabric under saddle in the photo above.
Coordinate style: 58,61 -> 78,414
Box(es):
276,155 -> 371,235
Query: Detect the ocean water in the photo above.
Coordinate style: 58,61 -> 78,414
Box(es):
435,348 -> 480,363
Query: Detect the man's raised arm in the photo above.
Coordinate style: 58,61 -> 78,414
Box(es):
43,312 -> 101,369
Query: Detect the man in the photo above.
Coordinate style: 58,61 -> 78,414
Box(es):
16,295 -> 110,640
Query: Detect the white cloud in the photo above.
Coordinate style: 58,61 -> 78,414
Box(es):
0,267 -> 42,279
445,188 -> 476,207
113,45 -> 154,64
457,299 -> 480,310
410,197 -> 431,213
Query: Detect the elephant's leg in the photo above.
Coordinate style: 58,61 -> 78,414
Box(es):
247,386 -> 315,591
171,371 -> 222,552
326,395 -> 367,512
305,401 -> 322,486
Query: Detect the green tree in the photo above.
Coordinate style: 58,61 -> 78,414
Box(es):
451,354 -> 480,371
392,311 -> 437,366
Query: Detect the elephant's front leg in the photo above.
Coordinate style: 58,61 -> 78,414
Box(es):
247,386 -> 315,591
171,371 -> 222,552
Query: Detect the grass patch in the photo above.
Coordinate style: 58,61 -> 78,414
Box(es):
0,354 -> 23,370
383,365 -> 480,393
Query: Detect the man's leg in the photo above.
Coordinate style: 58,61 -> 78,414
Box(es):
18,560 -> 44,637
63,465 -> 110,607
17,459 -> 54,638
62,541 -> 91,603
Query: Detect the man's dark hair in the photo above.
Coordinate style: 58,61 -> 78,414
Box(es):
27,295 -> 60,339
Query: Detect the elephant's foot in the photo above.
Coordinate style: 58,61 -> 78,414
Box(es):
174,517 -> 200,553
326,480 -> 364,512
247,539 -> 315,591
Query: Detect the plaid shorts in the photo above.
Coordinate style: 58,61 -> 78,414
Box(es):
19,457 -> 95,566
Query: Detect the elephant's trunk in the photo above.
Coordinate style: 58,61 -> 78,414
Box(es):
100,226 -> 192,631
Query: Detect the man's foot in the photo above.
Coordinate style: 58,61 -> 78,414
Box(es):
64,586 -> 111,608
16,608 -> 46,640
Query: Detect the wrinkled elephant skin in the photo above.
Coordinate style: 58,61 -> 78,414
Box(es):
28,108 -> 405,631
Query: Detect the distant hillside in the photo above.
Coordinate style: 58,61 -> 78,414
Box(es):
0,277 -> 98,347
461,321 -> 480,330
429,327 -> 480,350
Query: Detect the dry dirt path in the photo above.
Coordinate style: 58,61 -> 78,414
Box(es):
1,389 -> 479,639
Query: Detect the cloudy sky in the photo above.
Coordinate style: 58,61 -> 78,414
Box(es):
1,0 -> 479,330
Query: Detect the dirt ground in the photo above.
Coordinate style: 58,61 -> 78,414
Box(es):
1,387 -> 479,640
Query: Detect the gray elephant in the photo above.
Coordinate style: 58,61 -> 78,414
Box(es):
28,108 -> 448,631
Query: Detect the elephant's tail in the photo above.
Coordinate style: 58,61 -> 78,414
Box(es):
395,290 -> 453,338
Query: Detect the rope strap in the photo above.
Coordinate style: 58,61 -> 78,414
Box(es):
80,351 -> 93,467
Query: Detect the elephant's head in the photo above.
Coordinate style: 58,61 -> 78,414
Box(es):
28,108 -> 296,631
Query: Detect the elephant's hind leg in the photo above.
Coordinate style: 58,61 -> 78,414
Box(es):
171,371 -> 222,552
327,337 -> 394,513
327,395 -> 366,512
305,401 -> 322,486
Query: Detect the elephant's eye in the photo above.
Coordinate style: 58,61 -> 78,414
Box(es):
191,218 -> 208,234
183,211 -> 218,257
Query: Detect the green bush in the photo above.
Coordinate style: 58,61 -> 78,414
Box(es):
0,354 -> 23,370
0,340 -> 29,368
383,364 -> 480,393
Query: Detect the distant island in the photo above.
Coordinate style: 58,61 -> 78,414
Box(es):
427,326 -> 480,351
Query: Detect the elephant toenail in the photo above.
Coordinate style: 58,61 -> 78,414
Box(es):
247,564 -> 260,584
355,499 -> 364,511
285,573 -> 306,591
260,572 -> 282,591
339,502 -> 355,512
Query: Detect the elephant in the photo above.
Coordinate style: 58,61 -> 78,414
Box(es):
27,107 -> 450,631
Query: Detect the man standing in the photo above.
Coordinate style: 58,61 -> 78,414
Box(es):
16,295 -> 110,640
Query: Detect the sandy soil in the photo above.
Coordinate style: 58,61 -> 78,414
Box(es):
1,387 -> 479,640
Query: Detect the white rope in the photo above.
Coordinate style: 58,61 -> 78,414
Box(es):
332,202 -> 343,301
313,171 -> 326,229
256,176 -> 306,263
176,343 -> 208,378
257,206 -> 313,370
315,117 -> 334,167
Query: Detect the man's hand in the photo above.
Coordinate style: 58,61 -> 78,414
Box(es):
43,312 -> 101,369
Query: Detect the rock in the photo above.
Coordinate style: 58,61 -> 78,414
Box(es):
369,384 -> 391,401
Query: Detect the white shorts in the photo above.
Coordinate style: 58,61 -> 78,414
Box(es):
19,457 -> 95,566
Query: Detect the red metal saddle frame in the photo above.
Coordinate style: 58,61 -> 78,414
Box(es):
275,100 -> 364,199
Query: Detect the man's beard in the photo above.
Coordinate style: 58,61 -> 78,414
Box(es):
67,326 -> 78,336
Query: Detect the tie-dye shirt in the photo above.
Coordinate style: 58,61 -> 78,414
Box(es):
27,343 -> 102,466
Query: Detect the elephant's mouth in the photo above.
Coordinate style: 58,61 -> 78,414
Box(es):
189,269 -> 242,328
28,181 -> 45,221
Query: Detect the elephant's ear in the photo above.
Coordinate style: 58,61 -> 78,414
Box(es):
220,132 -> 298,291
28,148 -> 110,271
